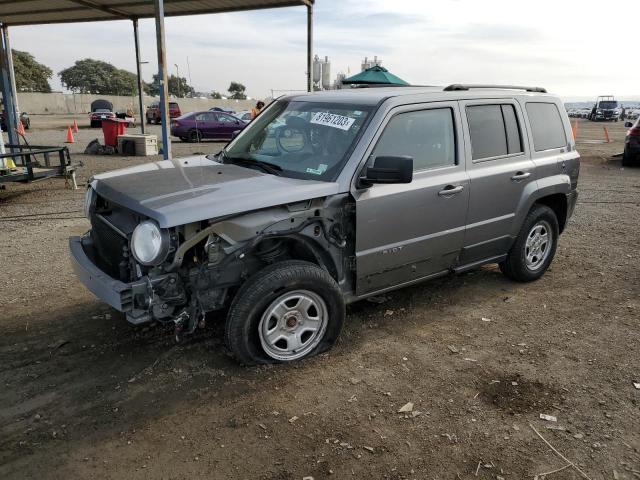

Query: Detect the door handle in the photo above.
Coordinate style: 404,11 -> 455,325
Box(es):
438,185 -> 464,196
511,171 -> 531,181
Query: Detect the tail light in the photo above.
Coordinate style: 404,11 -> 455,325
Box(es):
627,127 -> 640,144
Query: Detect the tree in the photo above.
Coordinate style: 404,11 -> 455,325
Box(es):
228,82 -> 246,100
145,74 -> 195,98
59,59 -> 138,95
13,50 -> 52,92
211,91 -> 222,99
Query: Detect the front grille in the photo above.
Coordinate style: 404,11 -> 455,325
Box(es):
91,215 -> 128,280
90,196 -> 139,281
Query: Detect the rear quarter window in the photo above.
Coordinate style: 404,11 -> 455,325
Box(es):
526,102 -> 567,151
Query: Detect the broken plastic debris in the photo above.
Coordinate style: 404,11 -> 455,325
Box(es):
539,414 -> 557,422
545,425 -> 566,431
398,402 -> 414,413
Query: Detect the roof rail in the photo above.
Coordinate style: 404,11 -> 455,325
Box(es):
444,84 -> 547,93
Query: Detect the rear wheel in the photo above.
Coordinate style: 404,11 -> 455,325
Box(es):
622,151 -> 636,167
188,129 -> 202,142
500,205 -> 559,282
224,260 -> 345,365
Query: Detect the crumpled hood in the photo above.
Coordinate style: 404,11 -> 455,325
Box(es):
92,156 -> 341,227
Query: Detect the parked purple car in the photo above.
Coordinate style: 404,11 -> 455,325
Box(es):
171,111 -> 247,142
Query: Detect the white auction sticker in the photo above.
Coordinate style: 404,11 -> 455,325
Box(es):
311,112 -> 356,131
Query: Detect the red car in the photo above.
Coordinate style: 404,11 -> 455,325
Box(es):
146,101 -> 181,124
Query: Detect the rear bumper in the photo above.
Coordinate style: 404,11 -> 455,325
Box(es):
69,235 -> 135,312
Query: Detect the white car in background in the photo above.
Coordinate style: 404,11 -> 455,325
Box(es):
234,110 -> 253,122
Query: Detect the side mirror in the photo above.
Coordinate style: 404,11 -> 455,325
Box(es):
358,156 -> 413,188
625,121 -> 633,128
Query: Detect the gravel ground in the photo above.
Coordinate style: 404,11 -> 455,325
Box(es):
0,117 -> 639,480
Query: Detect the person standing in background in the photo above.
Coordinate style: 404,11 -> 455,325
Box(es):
251,101 -> 265,120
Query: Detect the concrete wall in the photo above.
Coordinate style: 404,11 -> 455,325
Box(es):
15,92 -> 257,115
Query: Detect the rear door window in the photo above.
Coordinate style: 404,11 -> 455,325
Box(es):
217,114 -> 237,123
526,102 -> 567,151
466,104 -> 523,160
372,108 -> 456,172
195,112 -> 215,122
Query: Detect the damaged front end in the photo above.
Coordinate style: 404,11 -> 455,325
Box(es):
72,190 -> 354,339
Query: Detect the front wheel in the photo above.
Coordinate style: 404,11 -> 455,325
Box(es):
224,260 -> 345,365
500,205 -> 559,282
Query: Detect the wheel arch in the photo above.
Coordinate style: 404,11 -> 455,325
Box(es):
251,234 -> 340,282
535,193 -> 568,233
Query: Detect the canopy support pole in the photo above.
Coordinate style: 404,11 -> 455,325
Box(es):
0,24 -> 19,151
132,18 -> 146,135
306,3 -> 313,92
153,0 -> 171,160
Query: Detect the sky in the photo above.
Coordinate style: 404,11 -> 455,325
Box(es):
8,0 -> 640,101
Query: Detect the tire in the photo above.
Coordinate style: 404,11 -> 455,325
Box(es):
499,205 -> 559,282
188,129 -> 202,143
622,152 -> 636,167
225,260 -> 345,365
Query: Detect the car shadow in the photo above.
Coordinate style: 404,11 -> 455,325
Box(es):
0,264 -> 513,472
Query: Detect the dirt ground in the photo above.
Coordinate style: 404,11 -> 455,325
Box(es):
0,117 -> 639,480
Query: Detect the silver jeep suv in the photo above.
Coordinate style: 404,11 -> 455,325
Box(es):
70,84 -> 579,364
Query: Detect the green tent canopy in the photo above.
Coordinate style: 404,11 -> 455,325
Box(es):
342,65 -> 409,86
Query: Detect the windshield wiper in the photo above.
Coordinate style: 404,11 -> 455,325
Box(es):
221,152 -> 283,176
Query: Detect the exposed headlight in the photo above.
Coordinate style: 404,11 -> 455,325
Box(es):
84,187 -> 95,218
597,109 -> 603,114
131,220 -> 170,266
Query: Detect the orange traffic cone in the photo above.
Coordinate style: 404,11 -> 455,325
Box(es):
17,121 -> 25,136
73,119 -> 79,133
65,126 -> 75,143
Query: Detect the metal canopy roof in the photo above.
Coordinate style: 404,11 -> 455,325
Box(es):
0,0 -> 312,26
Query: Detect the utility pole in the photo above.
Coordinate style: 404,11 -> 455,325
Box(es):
306,4 -> 313,93
175,64 -> 180,98
154,0 -> 171,159
132,18 -> 146,134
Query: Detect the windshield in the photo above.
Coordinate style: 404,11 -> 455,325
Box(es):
223,100 -> 373,181
599,101 -> 618,109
